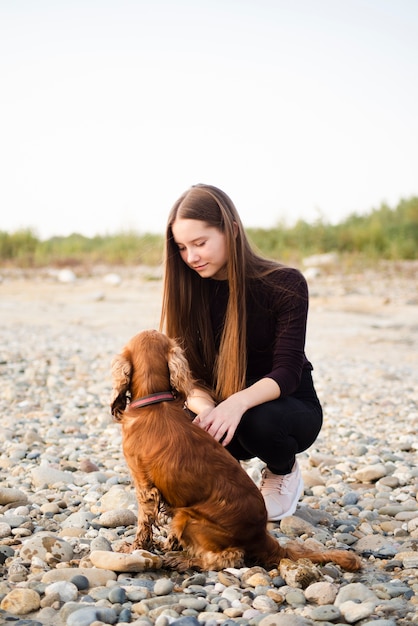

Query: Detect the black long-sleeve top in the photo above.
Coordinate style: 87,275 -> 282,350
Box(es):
207,267 -> 313,397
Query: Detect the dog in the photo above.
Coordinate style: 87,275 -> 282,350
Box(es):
111,329 -> 361,572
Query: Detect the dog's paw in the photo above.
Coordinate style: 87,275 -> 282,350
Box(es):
163,534 -> 182,552
163,551 -> 200,572
114,541 -> 134,554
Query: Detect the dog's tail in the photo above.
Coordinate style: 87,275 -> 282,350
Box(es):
259,533 -> 361,572
280,540 -> 361,571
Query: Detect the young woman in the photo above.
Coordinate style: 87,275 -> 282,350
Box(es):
160,183 -> 323,521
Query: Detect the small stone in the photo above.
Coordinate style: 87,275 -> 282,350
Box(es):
90,549 -> 163,571
45,580 -> 79,602
279,558 -> 320,588
7,561 -> 28,582
0,487 -> 28,505
217,570 -> 241,586
171,618 -> 200,626
252,594 -> 277,613
61,510 -> 96,529
99,486 -> 137,512
0,588 -> 41,614
266,588 -> 284,604
259,614 -> 313,625
108,585 -> 127,603
20,534 -> 74,562
285,589 -> 306,606
339,599 -> 377,623
245,572 -> 272,587
65,606 -> 118,626
304,581 -> 338,604
354,463 -> 387,483
31,465 -> 75,487
279,516 -> 316,536
79,458 -> 100,472
71,574 -> 90,590
310,604 -> 342,621
154,578 -> 174,595
42,566 -> 117,586
97,508 -> 137,528
356,534 -> 397,557
396,551 -> 418,568
182,573 -> 207,588
179,597 -> 208,611
0,522 -> 12,538
335,582 -> 379,605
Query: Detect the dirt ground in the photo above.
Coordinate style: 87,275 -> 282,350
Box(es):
0,263 -> 417,382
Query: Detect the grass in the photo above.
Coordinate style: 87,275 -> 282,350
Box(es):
1,196 -> 417,269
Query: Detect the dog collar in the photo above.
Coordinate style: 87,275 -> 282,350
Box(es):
129,391 -> 175,409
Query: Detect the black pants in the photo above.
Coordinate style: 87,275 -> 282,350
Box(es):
226,370 -> 323,474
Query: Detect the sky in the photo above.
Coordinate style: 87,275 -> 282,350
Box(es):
1,0 -> 417,239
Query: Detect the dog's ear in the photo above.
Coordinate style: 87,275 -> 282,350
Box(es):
168,344 -> 194,398
110,352 -> 132,421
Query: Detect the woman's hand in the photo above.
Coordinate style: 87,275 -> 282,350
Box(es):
193,396 -> 245,446
193,378 -> 281,447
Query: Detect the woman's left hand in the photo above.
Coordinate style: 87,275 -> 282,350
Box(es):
193,379 -> 281,446
193,396 -> 245,446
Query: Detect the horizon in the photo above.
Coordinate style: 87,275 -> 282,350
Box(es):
1,0 -> 417,239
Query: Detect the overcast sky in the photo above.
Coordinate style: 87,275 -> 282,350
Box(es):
1,0 -> 417,239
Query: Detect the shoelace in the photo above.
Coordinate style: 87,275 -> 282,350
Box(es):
261,471 -> 292,495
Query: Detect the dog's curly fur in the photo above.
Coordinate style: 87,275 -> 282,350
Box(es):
111,329 -> 361,572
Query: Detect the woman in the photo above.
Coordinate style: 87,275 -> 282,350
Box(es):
160,183 -> 323,521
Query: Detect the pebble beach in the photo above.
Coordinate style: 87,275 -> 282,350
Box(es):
0,261 -> 417,626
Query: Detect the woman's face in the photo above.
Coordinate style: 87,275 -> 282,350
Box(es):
171,218 -> 229,280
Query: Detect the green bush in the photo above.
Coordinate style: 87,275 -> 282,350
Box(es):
1,196 -> 417,267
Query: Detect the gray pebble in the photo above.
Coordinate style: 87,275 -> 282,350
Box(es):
70,574 -> 89,590
309,604 -> 341,621
108,585 -> 127,603
154,578 -> 175,596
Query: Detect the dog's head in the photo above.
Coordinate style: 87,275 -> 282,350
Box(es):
110,330 -> 195,421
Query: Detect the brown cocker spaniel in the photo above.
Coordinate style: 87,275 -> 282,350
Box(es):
111,329 -> 361,573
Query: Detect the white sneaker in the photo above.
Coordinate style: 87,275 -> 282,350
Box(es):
260,461 -> 303,521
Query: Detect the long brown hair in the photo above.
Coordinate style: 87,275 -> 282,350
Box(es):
160,184 -> 281,402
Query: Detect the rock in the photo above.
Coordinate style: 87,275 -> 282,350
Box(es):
57,269 -> 76,283
259,614 -> 314,625
97,508 -> 137,527
0,588 -> 41,614
154,578 -> 175,595
103,273 -> 122,286
335,582 -> 379,605
0,487 -> 28,504
310,604 -> 341,621
65,606 -> 118,626
279,558 -> 320,588
339,599 -> 377,623
20,534 -> 74,562
90,549 -> 163,571
45,580 -> 79,602
61,510 -> 96,529
356,534 -> 397,556
0,522 -> 11,538
42,566 -> 117,586
98,486 -> 137,511
280,516 -> 316,537
304,581 -> 338,604
71,574 -> 90,590
31,465 -> 74,487
354,463 -> 387,483
252,595 -> 278,612
7,560 -> 28,582
79,458 -> 100,472
245,572 -> 272,587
